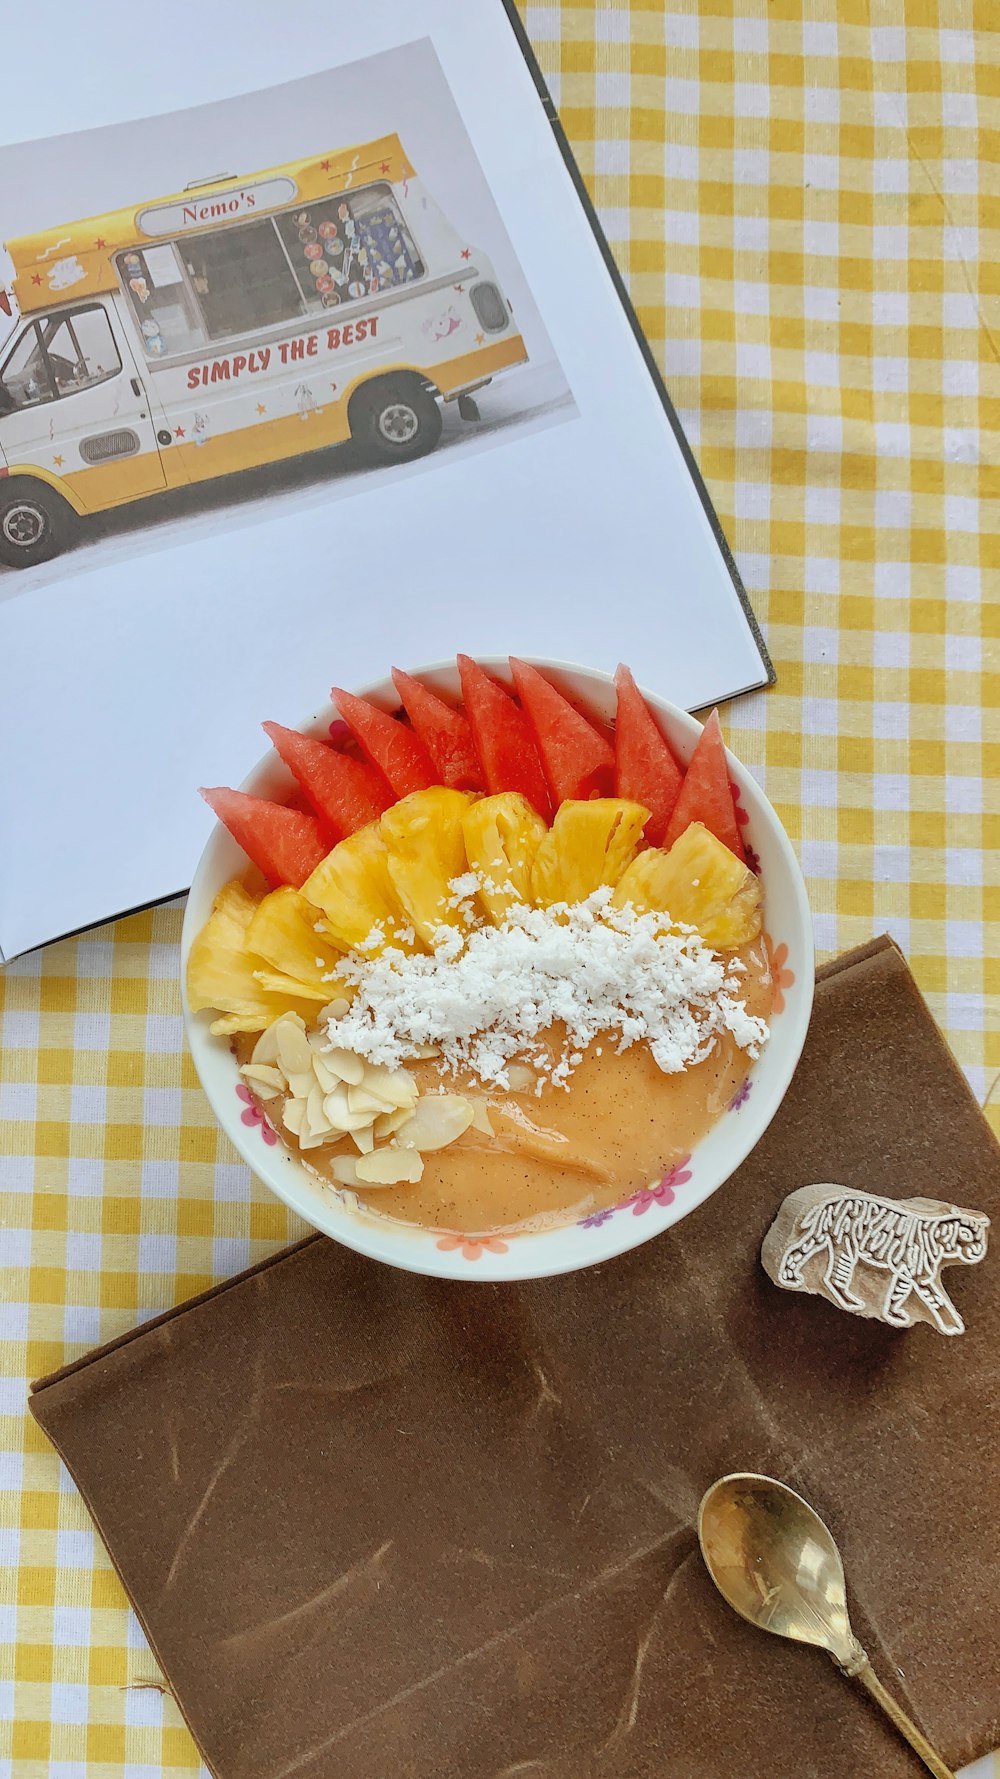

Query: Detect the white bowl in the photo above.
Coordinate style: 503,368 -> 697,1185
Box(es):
181,659 -> 813,1281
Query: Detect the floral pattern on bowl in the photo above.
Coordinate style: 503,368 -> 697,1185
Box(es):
435,1232 -> 511,1261
729,1077 -> 752,1112
235,1083 -> 277,1145
764,933 -> 795,1014
579,1154 -> 693,1228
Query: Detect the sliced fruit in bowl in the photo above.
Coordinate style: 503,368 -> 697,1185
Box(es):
198,789 -> 328,890
380,787 -> 478,945
461,792 -> 548,926
509,656 -> 615,803
529,798 -> 650,908
261,722 -> 391,839
613,822 -> 762,951
182,657 -> 813,1281
302,822 -> 414,956
390,668 -> 484,791
186,882 -> 330,1035
457,654 -> 552,819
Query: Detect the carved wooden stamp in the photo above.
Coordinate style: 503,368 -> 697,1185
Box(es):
761,1183 -> 990,1336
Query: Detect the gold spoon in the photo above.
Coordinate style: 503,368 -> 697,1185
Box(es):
697,1473 -> 955,1779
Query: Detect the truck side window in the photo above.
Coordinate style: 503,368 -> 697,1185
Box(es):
118,244 -> 207,358
0,307 -> 120,410
275,184 -> 424,312
0,323 -> 53,410
184,218 -> 305,340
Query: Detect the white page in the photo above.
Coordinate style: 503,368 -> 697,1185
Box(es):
0,0 -> 768,959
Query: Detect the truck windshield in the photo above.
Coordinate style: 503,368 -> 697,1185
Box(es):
0,324 -> 51,408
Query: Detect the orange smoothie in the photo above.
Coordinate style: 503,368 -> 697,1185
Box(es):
237,935 -> 772,1233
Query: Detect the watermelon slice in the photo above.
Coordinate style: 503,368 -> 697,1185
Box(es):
262,721 -> 391,841
509,658 -> 615,804
200,787 -> 329,888
390,668 -> 484,790
613,664 -> 684,846
662,709 -> 747,861
456,655 -> 552,820
331,686 -> 437,798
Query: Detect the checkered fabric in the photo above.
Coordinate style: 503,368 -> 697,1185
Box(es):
1,4 -> 997,1773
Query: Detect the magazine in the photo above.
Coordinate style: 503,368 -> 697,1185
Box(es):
0,0 -> 770,958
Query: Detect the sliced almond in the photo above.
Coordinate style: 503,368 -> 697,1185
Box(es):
330,1154 -> 361,1187
307,1032 -> 342,1089
351,1124 -> 376,1155
285,1069 -> 316,1101
275,1018 -> 313,1079
373,1107 -> 413,1139
322,1047 -> 365,1086
282,1098 -> 305,1136
304,1082 -> 335,1140
311,1054 -> 342,1093
319,998 -> 351,1023
504,1062 -> 537,1092
355,1146 -> 425,1185
360,1064 -> 419,1110
298,1124 -> 328,1151
395,1094 -> 474,1153
409,1042 -> 441,1059
348,1085 -> 389,1117
240,1063 -> 285,1098
322,1082 -> 377,1133
470,1100 -> 495,1138
251,1023 -> 283,1067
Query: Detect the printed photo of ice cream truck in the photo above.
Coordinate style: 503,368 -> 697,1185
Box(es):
0,134 -> 529,568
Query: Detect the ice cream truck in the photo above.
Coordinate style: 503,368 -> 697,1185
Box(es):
0,135 -> 528,567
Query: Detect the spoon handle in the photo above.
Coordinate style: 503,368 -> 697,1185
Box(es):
837,1646 -> 956,1779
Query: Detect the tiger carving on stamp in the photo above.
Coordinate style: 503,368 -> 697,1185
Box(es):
761,1183 -> 989,1336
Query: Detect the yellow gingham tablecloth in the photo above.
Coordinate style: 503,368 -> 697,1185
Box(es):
2,4 -> 998,1774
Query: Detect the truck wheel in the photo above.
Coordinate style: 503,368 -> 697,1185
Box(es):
348,376 -> 443,466
0,480 -> 76,569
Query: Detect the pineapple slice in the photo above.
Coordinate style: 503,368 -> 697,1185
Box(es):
461,792 -> 548,926
246,886 -> 353,1002
301,822 -> 418,955
209,1011 -> 292,1036
612,820 -> 762,951
380,787 -> 477,947
250,967 -> 332,1004
186,880 -> 322,1033
530,798 -> 650,909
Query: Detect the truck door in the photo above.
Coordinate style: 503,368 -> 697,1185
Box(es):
0,300 -> 166,511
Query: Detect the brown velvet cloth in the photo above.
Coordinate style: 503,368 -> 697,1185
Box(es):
30,936 -> 1000,1779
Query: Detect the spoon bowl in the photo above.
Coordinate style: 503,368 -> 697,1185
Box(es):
697,1471 -> 955,1779
697,1472 -> 856,1666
